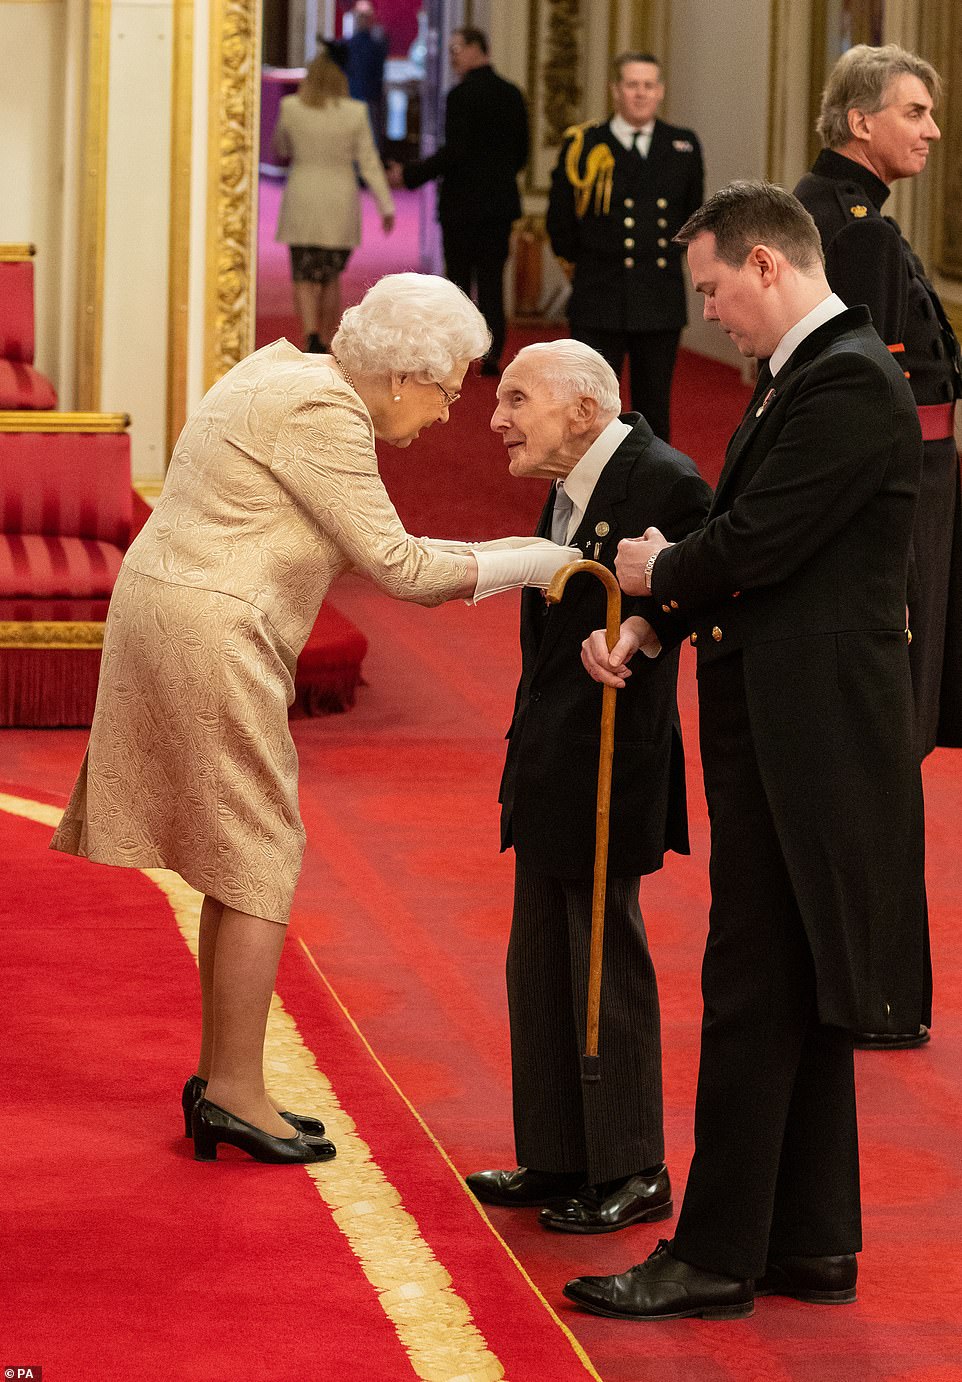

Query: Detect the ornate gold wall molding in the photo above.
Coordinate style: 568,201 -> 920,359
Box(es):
541,0 -> 583,148
167,0 -> 194,455
77,0 -> 111,411
931,3 -> 962,280
204,0 -> 261,391
631,0 -> 670,60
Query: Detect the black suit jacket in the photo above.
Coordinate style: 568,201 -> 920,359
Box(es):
795,149 -> 962,753
402,65 -> 529,227
499,416 -> 711,880
546,118 -> 704,333
651,308 -> 926,1032
794,150 -> 962,406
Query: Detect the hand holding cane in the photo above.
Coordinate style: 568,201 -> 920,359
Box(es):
545,559 -> 622,1082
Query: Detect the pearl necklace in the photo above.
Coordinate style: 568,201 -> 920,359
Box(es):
333,356 -> 356,391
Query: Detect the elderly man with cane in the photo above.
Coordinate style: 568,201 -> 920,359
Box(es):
465,340 -> 710,1233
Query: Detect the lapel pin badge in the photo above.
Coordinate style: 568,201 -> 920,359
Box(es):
594,521 -> 610,537
755,387 -> 776,418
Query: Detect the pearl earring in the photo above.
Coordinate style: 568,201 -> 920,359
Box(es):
393,394 -> 401,402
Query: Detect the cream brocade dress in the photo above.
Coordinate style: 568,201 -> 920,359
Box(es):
51,341 -> 471,923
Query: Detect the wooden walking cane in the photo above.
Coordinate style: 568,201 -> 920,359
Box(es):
545,559 -> 622,1082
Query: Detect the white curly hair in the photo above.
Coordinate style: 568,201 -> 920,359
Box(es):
331,273 -> 491,380
509,340 -> 622,418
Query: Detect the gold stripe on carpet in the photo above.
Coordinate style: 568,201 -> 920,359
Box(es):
0,792 -> 513,1382
299,938 -> 605,1382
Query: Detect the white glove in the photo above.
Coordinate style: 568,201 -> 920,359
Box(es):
471,542 -> 581,603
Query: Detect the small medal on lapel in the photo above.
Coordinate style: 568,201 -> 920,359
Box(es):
850,204 -> 868,218
593,520 -> 610,559
755,387 -> 776,418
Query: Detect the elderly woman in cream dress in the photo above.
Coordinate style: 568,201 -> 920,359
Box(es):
273,50 -> 395,353
52,274 -> 577,1165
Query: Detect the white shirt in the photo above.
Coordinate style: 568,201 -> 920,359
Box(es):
768,293 -> 847,378
554,418 -> 633,543
610,114 -> 655,158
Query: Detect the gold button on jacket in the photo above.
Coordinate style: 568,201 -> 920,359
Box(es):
712,625 -> 723,642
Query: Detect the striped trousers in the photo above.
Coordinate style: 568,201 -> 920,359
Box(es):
507,858 -> 665,1184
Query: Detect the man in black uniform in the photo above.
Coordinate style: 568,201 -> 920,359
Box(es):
466,340 -> 711,1234
795,44 -> 962,1049
569,181 -> 925,1323
388,27 -> 529,375
545,52 -> 704,442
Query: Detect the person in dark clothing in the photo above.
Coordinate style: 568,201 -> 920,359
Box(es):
571,181 -> 925,1322
343,1 -> 388,150
546,52 -> 704,442
794,43 -> 962,1050
388,27 -> 529,375
466,340 -> 711,1234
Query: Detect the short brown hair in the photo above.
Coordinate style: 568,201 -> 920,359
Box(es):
674,180 -> 824,273
817,44 -> 941,150
298,52 -> 349,109
611,51 -> 661,83
452,26 -> 488,56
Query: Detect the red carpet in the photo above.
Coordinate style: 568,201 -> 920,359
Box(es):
0,792 -> 598,1381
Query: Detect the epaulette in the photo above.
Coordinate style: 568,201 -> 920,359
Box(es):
562,122 -> 615,218
562,119 -> 604,140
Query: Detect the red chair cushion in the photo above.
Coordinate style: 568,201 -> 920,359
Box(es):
0,431 -> 131,544
0,359 -> 57,409
0,534 -> 124,598
291,604 -> 368,716
0,261 -> 36,362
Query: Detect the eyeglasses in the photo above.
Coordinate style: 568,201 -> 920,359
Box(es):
435,381 -> 461,408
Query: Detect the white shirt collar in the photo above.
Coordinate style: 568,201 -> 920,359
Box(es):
610,114 -> 655,152
768,293 -> 847,378
556,417 -> 632,541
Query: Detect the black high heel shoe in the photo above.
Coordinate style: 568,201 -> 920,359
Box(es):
192,1097 -> 337,1164
181,1075 -> 326,1138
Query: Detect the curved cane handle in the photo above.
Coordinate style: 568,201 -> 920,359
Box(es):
545,559 -> 622,649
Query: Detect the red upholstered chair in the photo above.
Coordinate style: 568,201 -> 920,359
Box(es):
0,411 -> 132,725
0,243 -> 366,723
0,245 -> 58,410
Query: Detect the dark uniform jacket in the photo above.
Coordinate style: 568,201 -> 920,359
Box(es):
650,308 -> 926,1033
499,415 -> 711,881
402,65 -> 529,228
546,117 -> 704,334
795,149 -> 962,750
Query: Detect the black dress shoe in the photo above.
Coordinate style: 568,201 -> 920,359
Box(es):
540,1165 -> 672,1234
181,1075 -> 325,1138
854,1025 -> 930,1050
465,1166 -> 585,1207
564,1239 -> 754,1321
191,1097 -> 337,1164
755,1253 -> 857,1303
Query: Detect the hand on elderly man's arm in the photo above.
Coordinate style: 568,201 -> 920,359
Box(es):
581,616 -> 662,688
615,527 -> 673,596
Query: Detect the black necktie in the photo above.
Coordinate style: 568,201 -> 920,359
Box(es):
632,131 -> 646,160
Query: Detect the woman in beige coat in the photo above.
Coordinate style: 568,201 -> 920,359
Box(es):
51,274 -> 577,1165
273,51 -> 395,353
